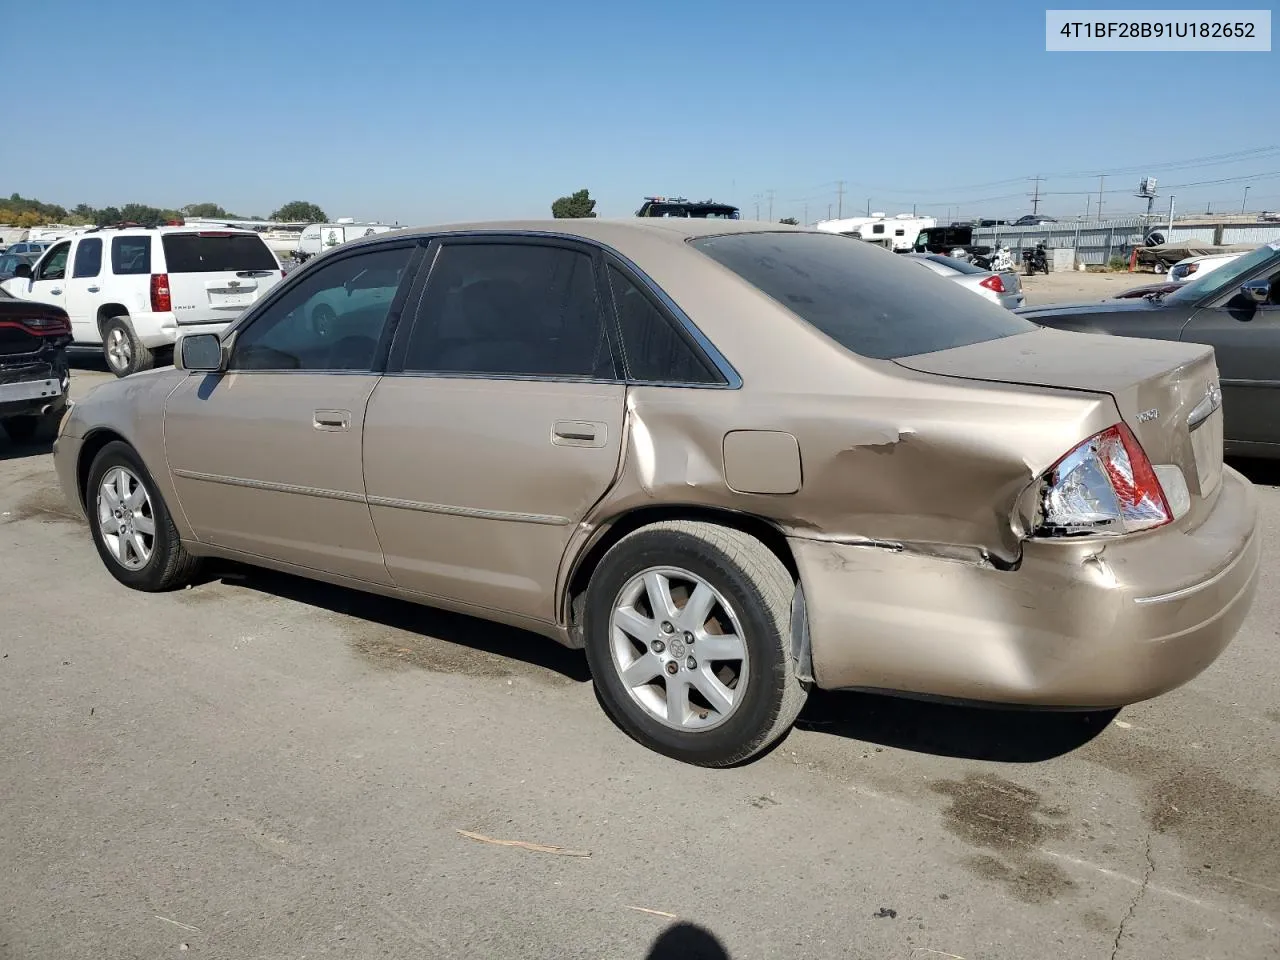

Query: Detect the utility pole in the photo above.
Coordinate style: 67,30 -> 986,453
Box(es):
1242,185 -> 1250,214
1029,176 -> 1044,215
1167,194 -> 1176,234
753,194 -> 761,220
1085,195 -> 1091,219
767,189 -> 775,222
912,203 -> 917,217
827,203 -> 833,220
836,181 -> 845,219
865,197 -> 871,217
803,202 -> 808,225
1097,174 -> 1105,222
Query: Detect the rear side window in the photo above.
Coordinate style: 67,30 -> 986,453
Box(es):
111,236 -> 151,275
404,242 -> 615,379
162,233 -> 278,273
606,266 -> 722,384
73,238 -> 103,278
691,232 -> 1035,360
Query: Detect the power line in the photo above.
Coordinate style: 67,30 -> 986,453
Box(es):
1029,176 -> 1044,215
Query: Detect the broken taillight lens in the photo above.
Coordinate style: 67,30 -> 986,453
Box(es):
1035,423 -> 1172,537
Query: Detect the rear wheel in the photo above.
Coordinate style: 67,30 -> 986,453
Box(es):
583,521 -> 807,767
102,317 -> 155,378
86,441 -> 200,591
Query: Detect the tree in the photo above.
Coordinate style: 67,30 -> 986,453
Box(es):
118,203 -> 168,227
182,202 -> 228,218
551,189 -> 597,219
779,217 -> 799,226
272,201 -> 327,223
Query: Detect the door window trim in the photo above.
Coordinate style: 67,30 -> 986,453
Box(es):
218,239 -> 427,376
35,241 -> 72,282
385,233 -> 624,384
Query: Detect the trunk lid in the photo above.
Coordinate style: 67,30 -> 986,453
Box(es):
160,232 -> 283,325
895,327 -> 1224,497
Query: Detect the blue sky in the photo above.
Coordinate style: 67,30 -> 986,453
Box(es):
8,0 -> 1278,223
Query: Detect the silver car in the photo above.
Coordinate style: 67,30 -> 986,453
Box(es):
905,253 -> 1025,310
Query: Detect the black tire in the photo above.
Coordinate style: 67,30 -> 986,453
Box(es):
86,440 -> 200,591
2,416 -> 40,443
583,520 -> 807,767
102,316 -> 155,378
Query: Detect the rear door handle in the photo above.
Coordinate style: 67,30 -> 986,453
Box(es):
314,409 -> 351,431
87,285 -> 101,293
553,420 -> 607,448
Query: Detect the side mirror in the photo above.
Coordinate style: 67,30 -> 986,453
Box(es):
1241,279 -> 1271,304
13,263 -> 32,280
178,333 -> 226,373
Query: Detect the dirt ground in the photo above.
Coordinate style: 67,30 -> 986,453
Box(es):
1020,269 -> 1160,306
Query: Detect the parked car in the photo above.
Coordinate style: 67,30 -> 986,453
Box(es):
1112,280 -> 1183,299
912,223 -> 990,259
3,241 -> 53,256
1019,239 -> 1280,459
53,220 -> 1259,767
904,253 -> 1025,309
1013,215 -> 1057,226
1,225 -> 284,377
1169,252 -> 1243,284
0,288 -> 72,442
0,252 -> 38,282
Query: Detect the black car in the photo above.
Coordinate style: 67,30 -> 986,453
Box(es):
636,196 -> 740,219
1019,240 -> 1280,459
0,288 -> 72,442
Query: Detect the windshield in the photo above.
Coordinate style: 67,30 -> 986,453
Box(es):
1166,241 -> 1280,303
692,231 -> 1034,360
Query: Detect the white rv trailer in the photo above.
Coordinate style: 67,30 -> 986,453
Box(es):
813,213 -> 936,252
296,220 -> 399,260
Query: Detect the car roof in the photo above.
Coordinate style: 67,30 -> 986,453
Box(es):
349,217 -> 802,251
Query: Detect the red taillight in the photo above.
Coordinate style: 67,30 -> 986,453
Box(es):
0,317 -> 71,337
979,274 -> 1006,293
1036,423 -> 1171,537
150,273 -> 172,312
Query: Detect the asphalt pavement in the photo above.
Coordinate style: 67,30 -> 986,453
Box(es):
1,366 -> 1277,960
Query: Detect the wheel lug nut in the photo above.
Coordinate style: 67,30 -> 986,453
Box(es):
651,639 -> 666,654
661,622 -> 675,634
665,662 -> 679,676
684,631 -> 694,643
686,656 -> 697,670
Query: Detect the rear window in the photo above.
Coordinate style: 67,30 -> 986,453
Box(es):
927,254 -> 987,275
691,232 -> 1035,360
161,233 -> 278,273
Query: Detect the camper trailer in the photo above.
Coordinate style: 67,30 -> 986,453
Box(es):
813,213 -> 936,252
297,220 -> 399,260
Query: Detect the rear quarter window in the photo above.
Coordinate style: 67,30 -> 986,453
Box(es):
111,236 -> 152,275
161,233 -> 278,273
691,232 -> 1035,360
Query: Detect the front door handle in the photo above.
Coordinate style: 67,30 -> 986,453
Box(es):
314,409 -> 351,431
553,420 -> 607,448
50,287 -> 63,295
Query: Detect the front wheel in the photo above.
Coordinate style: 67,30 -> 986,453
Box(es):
583,521 -> 807,767
86,441 -> 200,591
102,317 -> 155,378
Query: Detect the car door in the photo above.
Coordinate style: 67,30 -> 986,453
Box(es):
64,236 -> 104,341
362,236 -> 626,624
1180,260 -> 1280,449
163,241 -> 423,581
15,240 -> 71,311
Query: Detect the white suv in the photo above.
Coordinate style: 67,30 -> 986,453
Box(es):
0,226 -> 284,376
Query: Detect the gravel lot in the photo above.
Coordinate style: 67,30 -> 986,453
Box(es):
2,323 -> 1278,959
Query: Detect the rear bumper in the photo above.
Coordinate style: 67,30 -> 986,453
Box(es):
0,358 -> 69,419
125,313 -> 233,349
791,465 -> 1260,707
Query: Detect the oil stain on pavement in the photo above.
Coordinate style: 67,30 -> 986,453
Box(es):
931,772 -> 1075,904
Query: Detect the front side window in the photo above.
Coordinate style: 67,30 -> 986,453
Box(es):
692,231 -> 1035,360
607,266 -> 722,384
34,241 -> 71,281
403,242 -> 615,379
73,238 -> 103,278
229,245 -> 414,372
111,236 -> 152,276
